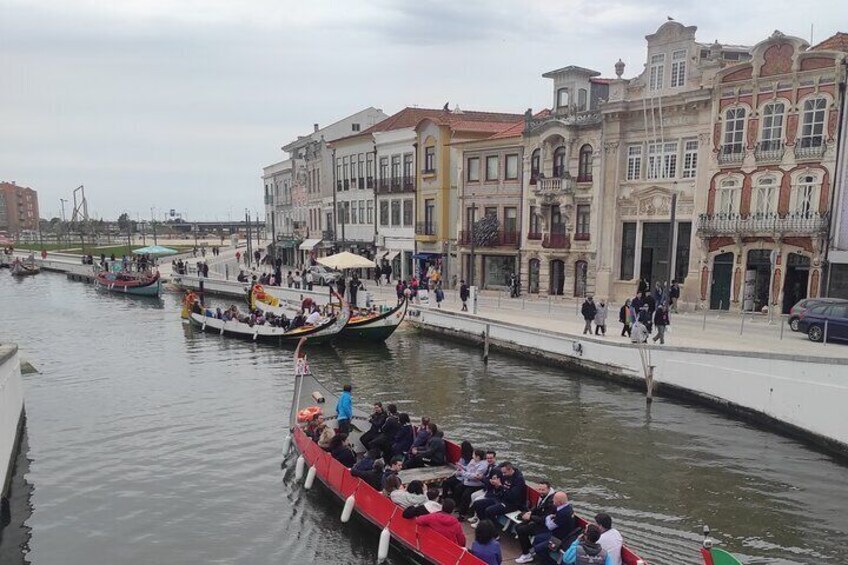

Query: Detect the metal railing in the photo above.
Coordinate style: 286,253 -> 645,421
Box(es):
415,222 -> 437,236
376,176 -> 416,194
527,231 -> 542,240
457,230 -> 520,247
718,145 -> 745,164
794,142 -> 826,160
754,141 -> 784,162
542,231 -> 570,249
697,213 -> 829,235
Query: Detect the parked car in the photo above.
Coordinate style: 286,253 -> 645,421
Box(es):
788,298 -> 848,331
796,302 -> 848,343
309,265 -> 341,286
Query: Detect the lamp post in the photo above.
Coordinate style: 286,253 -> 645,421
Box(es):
59,198 -> 68,249
468,203 -> 478,287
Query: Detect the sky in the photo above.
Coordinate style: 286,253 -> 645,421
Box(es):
1,0 -> 846,221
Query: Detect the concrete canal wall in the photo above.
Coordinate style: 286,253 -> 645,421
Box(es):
410,307 -> 848,458
0,344 -> 25,510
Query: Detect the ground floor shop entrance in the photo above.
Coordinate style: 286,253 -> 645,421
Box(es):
710,252 -> 733,310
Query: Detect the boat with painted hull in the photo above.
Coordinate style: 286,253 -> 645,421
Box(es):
9,261 -> 39,277
250,284 -> 408,342
187,300 -> 350,346
94,270 -> 161,296
286,343 -> 647,565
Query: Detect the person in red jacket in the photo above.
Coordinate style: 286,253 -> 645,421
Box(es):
415,498 -> 466,546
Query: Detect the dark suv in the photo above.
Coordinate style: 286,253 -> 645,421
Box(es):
796,302 -> 848,343
788,298 -> 848,332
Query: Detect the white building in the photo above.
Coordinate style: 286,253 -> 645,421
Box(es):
262,159 -> 296,264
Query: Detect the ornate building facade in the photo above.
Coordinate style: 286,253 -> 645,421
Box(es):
697,31 -> 848,312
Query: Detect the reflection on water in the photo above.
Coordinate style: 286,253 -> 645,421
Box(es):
1,273 -> 847,565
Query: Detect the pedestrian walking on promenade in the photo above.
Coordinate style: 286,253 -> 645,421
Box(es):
581,296 -> 597,335
235,250 -> 241,264
669,280 -> 680,313
652,305 -> 670,344
594,300 -> 608,336
435,281 -> 444,309
460,280 -> 469,312
619,299 -> 633,337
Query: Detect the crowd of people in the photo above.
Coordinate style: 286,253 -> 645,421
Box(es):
300,386 -> 625,565
191,297 -> 328,331
581,279 -> 680,345
93,252 -> 155,274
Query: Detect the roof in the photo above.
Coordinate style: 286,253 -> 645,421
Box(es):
811,32 -> 848,52
364,106 -> 524,134
542,65 -> 601,78
457,109 -> 551,143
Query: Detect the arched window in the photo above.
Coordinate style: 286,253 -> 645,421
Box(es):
574,260 -> 588,297
793,174 -> 819,217
553,147 -> 567,178
760,102 -> 785,150
753,175 -> 778,218
717,177 -> 741,216
722,107 -> 746,155
578,145 -> 593,182
530,149 -> 540,184
528,259 -> 540,294
800,97 -> 827,149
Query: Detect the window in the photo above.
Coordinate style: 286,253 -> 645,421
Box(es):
349,201 -> 357,225
359,200 -> 365,224
485,156 -> 499,181
682,140 -> 698,178
424,199 -> 435,233
531,149 -> 540,182
620,222 -> 637,280
675,222 -> 692,284
753,176 -> 778,217
484,206 -> 498,219
575,205 -> 591,240
557,88 -> 569,108
578,145 -> 593,181
424,147 -> 435,172
403,154 -> 413,180
380,201 -> 389,226
553,147 -> 566,177
391,155 -> 401,180
647,142 -> 677,179
760,102 -> 785,150
366,200 -> 373,224
379,157 -> 389,181
577,88 -> 588,111
366,153 -> 374,184
722,107 -> 746,154
467,157 -> 480,182
793,174 -> 818,217
529,205 -> 540,236
800,98 -> 827,148
336,162 -> 343,191
626,145 -> 642,180
403,199 -> 413,227
670,50 -> 686,88
505,154 -> 519,180
503,207 -> 517,235
338,202 -> 349,225
391,200 -> 401,226
649,53 -> 665,90
352,123 -> 360,132
718,178 -> 741,215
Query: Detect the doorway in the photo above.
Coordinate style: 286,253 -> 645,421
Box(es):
710,252 -> 733,310
745,249 -> 771,313
782,253 -> 810,313
550,259 -> 565,296
640,223 -> 671,286
529,259 -> 540,294
574,260 -> 588,297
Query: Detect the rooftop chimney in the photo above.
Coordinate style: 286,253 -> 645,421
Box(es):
313,123 -> 319,133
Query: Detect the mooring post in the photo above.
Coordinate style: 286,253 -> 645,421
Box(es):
824,319 -> 829,346
739,311 -> 745,336
780,316 -> 785,340
199,278 -> 205,306
548,295 -> 552,313
702,303 -> 708,331
646,365 -> 654,403
483,324 -> 490,363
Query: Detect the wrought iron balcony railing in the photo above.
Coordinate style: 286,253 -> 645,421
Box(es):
697,212 -> 829,236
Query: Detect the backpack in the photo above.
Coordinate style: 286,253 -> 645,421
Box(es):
576,544 -> 608,565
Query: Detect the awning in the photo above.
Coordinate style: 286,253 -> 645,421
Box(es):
299,238 -> 322,250
413,252 -> 442,260
275,238 -> 298,249
385,250 -> 400,261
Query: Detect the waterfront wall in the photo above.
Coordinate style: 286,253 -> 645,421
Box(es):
0,344 -> 25,502
411,307 -> 848,457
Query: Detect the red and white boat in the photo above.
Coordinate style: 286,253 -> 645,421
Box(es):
94,269 -> 161,297
286,341 -> 648,565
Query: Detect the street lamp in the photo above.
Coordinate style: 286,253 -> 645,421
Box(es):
59,198 -> 68,249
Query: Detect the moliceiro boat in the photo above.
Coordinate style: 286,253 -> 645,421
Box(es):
9,259 -> 40,277
286,342 -> 647,565
250,284 -> 408,342
185,293 -> 350,346
94,270 -> 161,296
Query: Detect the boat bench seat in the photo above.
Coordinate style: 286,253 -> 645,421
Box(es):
397,465 -> 457,487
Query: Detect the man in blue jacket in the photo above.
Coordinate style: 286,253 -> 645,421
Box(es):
521,491 -> 578,564
335,384 -> 353,434
473,461 -> 526,522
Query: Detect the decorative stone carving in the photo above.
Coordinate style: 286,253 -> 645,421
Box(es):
639,194 -> 671,216
760,43 -> 794,77
604,142 -> 620,154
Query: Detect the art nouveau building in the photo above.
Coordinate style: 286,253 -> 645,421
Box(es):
697,32 -> 848,312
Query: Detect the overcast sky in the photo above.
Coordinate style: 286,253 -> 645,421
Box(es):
2,0 -> 845,221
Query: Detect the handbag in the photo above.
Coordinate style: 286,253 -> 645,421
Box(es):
547,536 -> 562,552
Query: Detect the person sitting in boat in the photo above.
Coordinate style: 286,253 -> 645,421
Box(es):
459,450 -> 498,518
594,513 -> 623,565
471,519 -> 503,565
360,403 -> 386,449
310,413 -> 335,450
382,456 -> 404,490
472,461 -> 527,523
351,457 -> 385,491
383,473 -> 403,497
408,416 -> 432,455
215,308 -> 223,319
524,491 -> 578,565
414,498 -> 465,547
405,424 -> 446,469
390,413 -> 414,458
328,433 -> 356,468
191,299 -> 203,315
402,486 -> 442,519
390,479 -> 428,509
352,448 -> 381,474
514,480 -> 556,563
562,524 -> 613,565
370,404 -> 401,462
441,442 -> 480,503
304,307 -> 322,326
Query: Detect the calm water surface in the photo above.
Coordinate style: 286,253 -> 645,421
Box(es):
1,272 -> 847,565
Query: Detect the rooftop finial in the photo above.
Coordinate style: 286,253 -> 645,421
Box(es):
615,59 -> 625,78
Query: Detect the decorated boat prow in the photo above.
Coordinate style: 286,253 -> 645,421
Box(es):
94,269 -> 161,296
700,526 -> 743,565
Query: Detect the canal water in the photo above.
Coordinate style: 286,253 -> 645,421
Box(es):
2,272 -> 848,565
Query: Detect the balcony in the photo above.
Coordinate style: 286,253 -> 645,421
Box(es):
322,229 -> 335,241
527,231 -> 542,241
343,179 -> 350,190
795,140 -> 826,160
542,231 -> 570,249
336,180 -> 343,191
574,232 -> 590,241
755,141 -> 784,163
533,177 -> 573,196
718,145 -> 745,165
366,176 -> 374,189
458,230 -> 520,248
376,176 -> 416,195
415,221 -> 437,236
576,174 -> 592,183
697,213 -> 829,236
